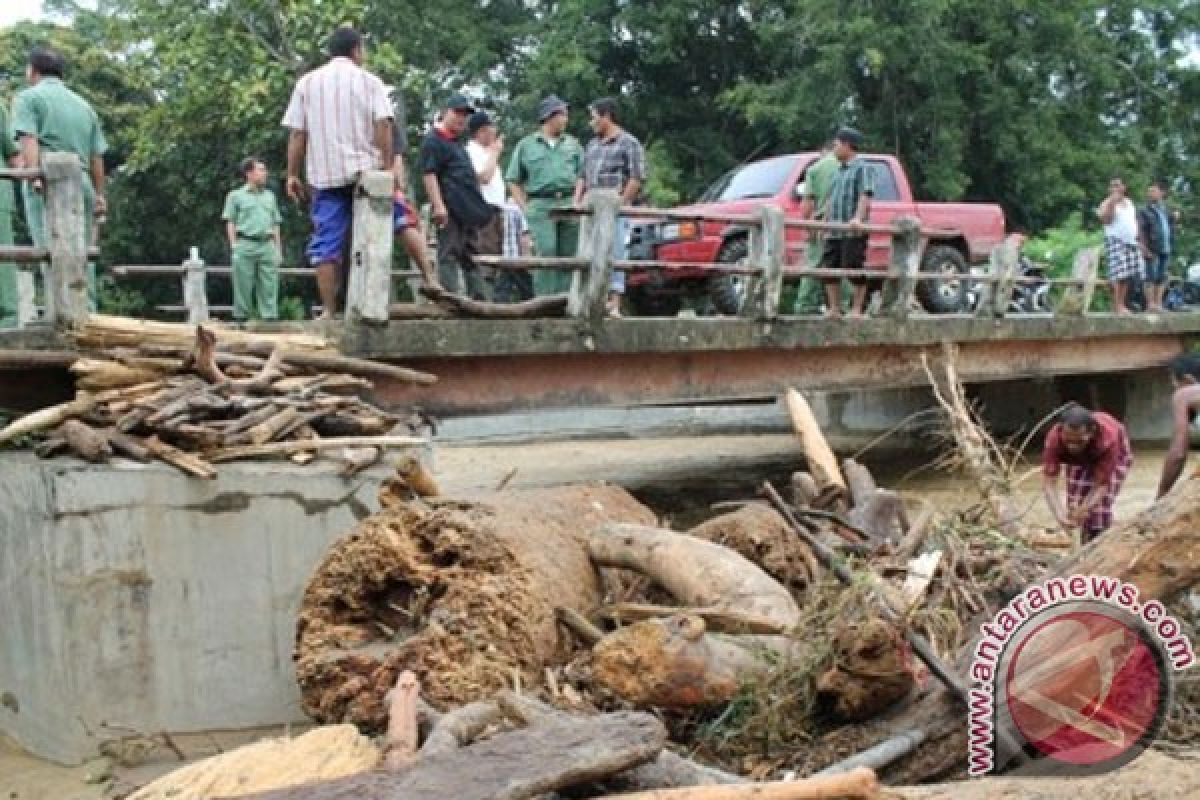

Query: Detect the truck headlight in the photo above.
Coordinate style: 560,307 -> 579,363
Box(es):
659,221 -> 699,242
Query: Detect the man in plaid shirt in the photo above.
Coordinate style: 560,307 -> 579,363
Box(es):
821,127 -> 875,318
1041,404 -> 1133,543
575,97 -> 646,317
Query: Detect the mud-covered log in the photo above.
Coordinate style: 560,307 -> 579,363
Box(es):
588,523 -> 801,629
591,614 -> 808,709
686,505 -> 816,593
294,485 -> 655,730
603,769 -> 879,800
59,419 -> 112,462
231,710 -> 666,800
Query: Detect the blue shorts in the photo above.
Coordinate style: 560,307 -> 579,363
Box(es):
306,185 -> 411,266
1146,252 -> 1170,285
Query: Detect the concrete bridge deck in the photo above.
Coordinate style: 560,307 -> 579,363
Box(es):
3,312 -> 1199,417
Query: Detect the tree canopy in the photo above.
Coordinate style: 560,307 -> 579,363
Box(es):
3,0 -> 1197,271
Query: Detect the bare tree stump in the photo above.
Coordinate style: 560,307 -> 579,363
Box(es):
294,485 -> 656,730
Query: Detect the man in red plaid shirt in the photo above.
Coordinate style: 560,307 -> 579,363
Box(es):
1042,404 -> 1133,543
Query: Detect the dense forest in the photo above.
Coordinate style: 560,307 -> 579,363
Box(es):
2,0 -> 1198,312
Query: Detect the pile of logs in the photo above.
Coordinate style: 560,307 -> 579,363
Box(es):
0,317 -> 434,477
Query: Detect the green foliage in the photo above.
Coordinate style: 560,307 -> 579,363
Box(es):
3,0 -> 1198,277
1022,214 -> 1105,280
95,272 -> 148,317
277,295 -> 307,321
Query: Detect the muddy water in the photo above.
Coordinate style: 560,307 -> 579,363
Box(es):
876,446 -> 1169,532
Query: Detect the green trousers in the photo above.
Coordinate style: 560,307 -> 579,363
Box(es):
0,211 -> 15,328
792,237 -> 851,314
526,198 -> 579,296
232,239 -> 280,320
23,180 -> 98,312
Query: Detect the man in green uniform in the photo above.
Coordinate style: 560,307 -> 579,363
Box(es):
222,157 -> 282,321
795,146 -> 840,314
505,95 -> 583,296
12,46 -> 108,311
0,101 -> 21,328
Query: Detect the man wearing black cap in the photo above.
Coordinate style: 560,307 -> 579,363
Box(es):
505,94 -> 584,295
420,94 -> 497,299
822,127 -> 875,318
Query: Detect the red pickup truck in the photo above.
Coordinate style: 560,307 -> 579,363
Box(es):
625,153 -> 1007,315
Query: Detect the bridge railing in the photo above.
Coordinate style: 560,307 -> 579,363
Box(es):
464,190 -> 1110,321
1,153 -> 100,329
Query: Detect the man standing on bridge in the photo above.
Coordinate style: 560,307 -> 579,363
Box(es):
282,26 -> 394,320
1042,404 -> 1133,544
223,157 -> 282,322
1097,177 -> 1143,315
821,127 -> 874,319
0,97 -> 21,328
796,142 -> 840,315
12,46 -> 108,312
1156,354 -> 1200,499
506,95 -> 583,297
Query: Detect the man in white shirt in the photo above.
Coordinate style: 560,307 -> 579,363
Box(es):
1097,177 -> 1144,315
465,111 -> 506,298
282,26 -> 394,319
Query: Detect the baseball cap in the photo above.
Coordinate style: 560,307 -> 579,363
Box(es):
835,127 -> 864,149
537,94 -> 568,122
444,93 -> 475,113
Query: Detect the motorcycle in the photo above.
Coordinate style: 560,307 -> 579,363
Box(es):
1181,262 -> 1200,307
965,238 -> 1051,314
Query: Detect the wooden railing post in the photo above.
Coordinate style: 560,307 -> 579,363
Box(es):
992,239 -> 1019,316
744,205 -> 785,319
568,190 -> 618,321
15,270 -> 36,328
1056,245 -> 1102,316
182,246 -> 209,324
738,217 -> 766,318
885,216 -> 921,319
42,152 -> 88,328
346,170 -> 394,324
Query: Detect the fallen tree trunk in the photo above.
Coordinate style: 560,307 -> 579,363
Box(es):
686,505 -> 816,593
231,710 -> 666,800
591,614 -> 808,709
588,523 -> 801,629
294,484 -> 656,730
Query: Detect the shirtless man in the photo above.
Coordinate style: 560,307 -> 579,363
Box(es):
1156,353 -> 1200,499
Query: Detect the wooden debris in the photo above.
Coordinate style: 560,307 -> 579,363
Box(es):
589,523 -> 801,630
233,710 -> 667,800
598,603 -> 786,635
418,700 -> 507,758
334,446 -> 381,477
144,436 -> 217,479
209,436 -> 424,463
420,286 -> 569,319
381,671 -> 419,771
785,388 -> 847,501
58,419 -> 112,462
602,768 -> 878,800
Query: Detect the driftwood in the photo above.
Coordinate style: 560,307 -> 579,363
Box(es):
421,286 -> 569,319
0,349 -> 79,369
589,523 -> 801,629
785,388 -> 846,501
231,710 -> 667,800
557,606 -> 607,646
381,671 -> 419,771
106,429 -> 152,461
235,346 -> 437,386
388,303 -> 456,320
598,603 -> 786,635
418,701 -> 508,758
73,314 -> 331,352
841,458 -> 877,507
144,436 -> 217,479
0,395 -> 98,444
209,435 -> 425,463
791,471 -> 820,508
59,419 -> 112,462
591,614 -> 808,709
334,446 -> 381,477
602,769 -> 878,800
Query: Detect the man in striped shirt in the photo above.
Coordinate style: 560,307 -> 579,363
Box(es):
822,127 -> 874,318
282,26 -> 394,319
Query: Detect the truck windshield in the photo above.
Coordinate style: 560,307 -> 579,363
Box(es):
698,155 -> 801,202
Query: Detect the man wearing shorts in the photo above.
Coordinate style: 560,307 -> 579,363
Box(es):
282,26 -> 393,319
821,127 -> 874,318
1042,404 -> 1133,544
1138,180 -> 1173,312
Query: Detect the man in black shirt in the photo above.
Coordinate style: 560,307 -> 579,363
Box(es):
420,94 -> 497,299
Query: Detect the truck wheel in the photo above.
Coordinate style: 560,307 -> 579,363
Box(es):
626,286 -> 683,317
708,238 -> 749,316
916,245 -> 969,314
